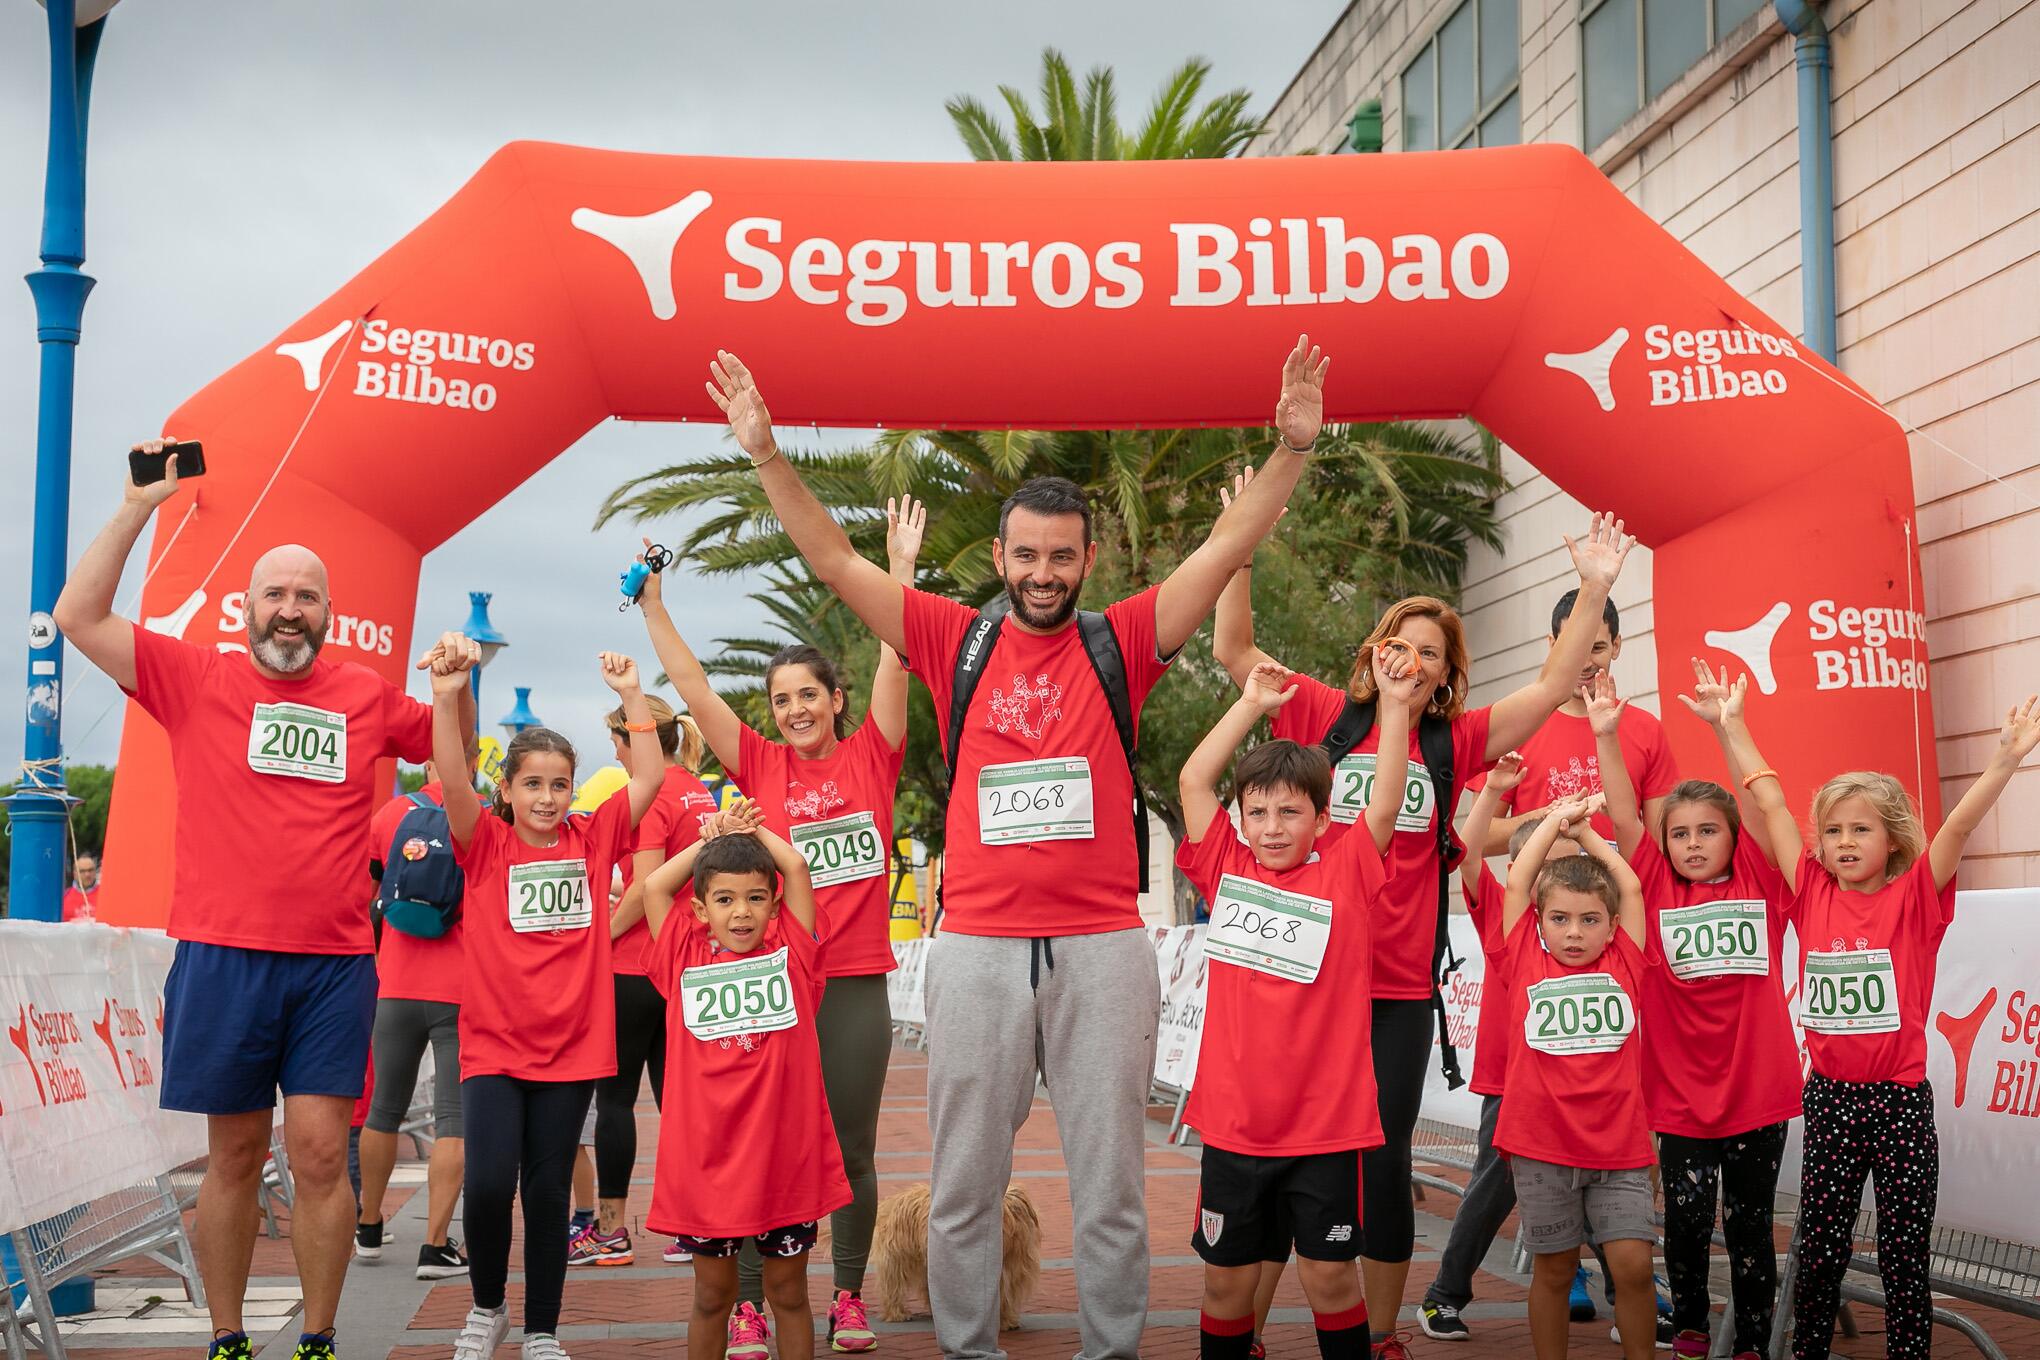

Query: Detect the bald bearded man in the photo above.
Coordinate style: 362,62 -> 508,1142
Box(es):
55,440 -> 477,1360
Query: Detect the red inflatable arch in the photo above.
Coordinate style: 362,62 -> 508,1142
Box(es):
97,141 -> 1935,924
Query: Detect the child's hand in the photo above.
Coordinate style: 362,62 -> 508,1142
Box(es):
886,494 -> 927,573
1241,660 -> 1298,714
1997,694 -> 2040,762
598,651 -> 642,693
637,537 -> 665,606
1218,464 -> 1288,529
1487,750 -> 1527,793
706,798 -> 765,840
1372,637 -> 1424,705
1581,791 -> 1608,822
420,631 -> 480,694
1678,657 -> 1745,726
1546,796 -> 1594,838
1582,670 -> 1626,738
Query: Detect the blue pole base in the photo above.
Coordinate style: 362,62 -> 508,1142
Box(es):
3,789 -> 78,923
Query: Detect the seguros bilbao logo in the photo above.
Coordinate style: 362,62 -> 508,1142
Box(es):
1936,985 -> 2040,1118
1547,323 -> 1798,413
1703,598 -> 1929,697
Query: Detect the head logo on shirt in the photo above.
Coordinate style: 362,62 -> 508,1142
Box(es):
985,672 -> 1064,740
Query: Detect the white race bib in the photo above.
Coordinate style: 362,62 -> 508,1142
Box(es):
1523,973 -> 1636,1055
1328,754 -> 1436,832
1204,873 -> 1333,984
792,810 -> 887,889
976,757 -> 1095,845
1801,948 -> 1901,1034
507,859 -> 593,933
681,946 -> 799,1040
1659,899 -> 1770,980
246,702 -> 348,784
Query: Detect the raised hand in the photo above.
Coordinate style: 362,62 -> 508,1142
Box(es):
1217,464 -> 1288,536
1373,636 -> 1424,705
1562,511 -> 1635,592
705,350 -> 777,462
638,536 -> 665,605
417,630 -> 480,678
124,439 -> 184,510
1677,657 -> 1746,726
1487,749 -> 1527,793
1582,670 -> 1626,738
1241,660 -> 1299,714
598,651 -> 642,693
1546,795 -> 1595,838
1272,335 -> 1330,451
1998,694 -> 2040,762
707,797 -> 766,840
886,494 -> 927,573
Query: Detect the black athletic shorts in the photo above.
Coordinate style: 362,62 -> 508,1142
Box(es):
1191,1145 -> 1364,1266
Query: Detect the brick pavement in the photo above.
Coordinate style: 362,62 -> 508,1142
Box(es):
40,1042 -> 2038,1358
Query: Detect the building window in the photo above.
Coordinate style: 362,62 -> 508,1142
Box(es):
1582,0 -> 1772,148
1401,0 -> 1521,151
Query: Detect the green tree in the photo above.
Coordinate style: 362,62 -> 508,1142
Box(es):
0,763 -> 115,913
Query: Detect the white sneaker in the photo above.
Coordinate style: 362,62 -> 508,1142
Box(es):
452,1305 -> 508,1360
521,1334 -> 571,1360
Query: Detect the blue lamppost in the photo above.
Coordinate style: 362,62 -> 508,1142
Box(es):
7,0 -> 111,923
460,590 -> 508,710
499,687 -> 542,737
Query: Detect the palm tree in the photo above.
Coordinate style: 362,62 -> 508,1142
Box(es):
946,48 -> 1262,162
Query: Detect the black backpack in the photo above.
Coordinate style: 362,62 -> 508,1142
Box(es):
944,596 -> 1149,894
1320,696 -> 1468,1089
373,792 -> 466,939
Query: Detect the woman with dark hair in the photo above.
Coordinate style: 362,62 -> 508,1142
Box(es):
1214,495 -> 1634,1360
634,497 -> 925,1358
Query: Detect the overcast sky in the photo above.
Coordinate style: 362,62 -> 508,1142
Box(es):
0,0 -> 1342,782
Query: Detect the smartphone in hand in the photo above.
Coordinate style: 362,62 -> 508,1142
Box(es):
128,440 -> 206,486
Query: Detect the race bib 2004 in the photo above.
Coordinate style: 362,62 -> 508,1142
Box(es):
247,702 -> 347,784
507,859 -> 592,934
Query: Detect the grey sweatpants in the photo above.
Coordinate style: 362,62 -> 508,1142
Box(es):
925,929 -> 1161,1360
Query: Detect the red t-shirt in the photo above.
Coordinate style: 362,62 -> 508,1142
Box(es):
61,887 -> 97,922
453,796 -> 632,1083
124,624 -> 434,954
1468,705 -> 1680,843
1633,833 -> 1801,1137
736,718 -> 906,977
901,586 -> 1172,937
1176,806 -> 1387,1156
369,781 -> 464,1005
1269,673 -> 1493,998
644,913 -> 850,1237
1493,915 -> 1654,1169
1787,852 -> 1954,1086
611,767 -> 719,977
1464,869 -> 1510,1098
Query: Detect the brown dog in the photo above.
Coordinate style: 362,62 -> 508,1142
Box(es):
870,1182 -> 1041,1330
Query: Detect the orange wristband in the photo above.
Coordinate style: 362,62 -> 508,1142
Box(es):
624,720 -> 657,734
1741,768 -> 1779,789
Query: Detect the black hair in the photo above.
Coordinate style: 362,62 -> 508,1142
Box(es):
491,727 -> 578,824
998,476 -> 1093,545
692,834 -> 779,899
764,644 -> 850,740
1550,587 -> 1621,639
1233,739 -> 1332,814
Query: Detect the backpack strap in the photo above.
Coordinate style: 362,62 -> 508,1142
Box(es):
942,597 -> 1148,894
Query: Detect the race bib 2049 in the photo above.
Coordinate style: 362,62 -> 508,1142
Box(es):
681,946 -> 799,1040
792,810 -> 887,889
1659,899 -> 1770,981
247,702 -> 348,784
1328,754 -> 1435,832
507,859 -> 592,934
1523,973 -> 1636,1055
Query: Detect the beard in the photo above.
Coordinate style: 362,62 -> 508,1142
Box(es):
246,612 -> 326,673
1003,573 -> 1082,631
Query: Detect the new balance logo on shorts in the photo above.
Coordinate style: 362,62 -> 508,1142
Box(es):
1325,1225 -> 1352,1243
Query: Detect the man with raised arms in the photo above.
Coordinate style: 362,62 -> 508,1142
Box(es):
54,443 -> 476,1360
701,340 -> 1328,1360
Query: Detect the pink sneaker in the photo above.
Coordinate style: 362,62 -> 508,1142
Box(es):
828,1290 -> 877,1353
1673,1331 -> 1709,1358
727,1301 -> 772,1360
566,1224 -> 633,1267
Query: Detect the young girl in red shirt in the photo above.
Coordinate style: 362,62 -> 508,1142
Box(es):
1710,667 -> 2038,1360
1590,667 -> 1800,1360
428,641 -> 670,1360
639,798 -> 849,1360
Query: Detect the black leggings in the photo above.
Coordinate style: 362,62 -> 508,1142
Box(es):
1361,997 -> 1434,1264
1660,1121 -> 1788,1353
595,973 -> 666,1200
463,1075 -> 593,1335
1793,1074 -> 1938,1360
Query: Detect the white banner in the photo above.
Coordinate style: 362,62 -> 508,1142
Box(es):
1423,916 -> 1494,1131
1149,924 -> 1209,1091
0,923 -> 206,1235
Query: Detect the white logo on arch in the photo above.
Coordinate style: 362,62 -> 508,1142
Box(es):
275,320 -> 354,391
1704,602 -> 1791,695
571,191 -> 715,321
1545,327 -> 1629,412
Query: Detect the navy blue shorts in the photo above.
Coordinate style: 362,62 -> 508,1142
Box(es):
161,942 -> 378,1115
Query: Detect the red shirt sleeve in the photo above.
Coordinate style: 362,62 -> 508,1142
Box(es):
1453,706 -> 1497,784
898,587 -> 974,743
1268,672 -> 1349,745
1730,832 -> 1791,918
735,722 -> 770,784
1173,805 -> 1240,903
383,685 -> 434,762
124,622 -> 215,730
1102,586 -> 1175,710
453,810 -> 507,870
1468,866 -> 1508,957
1635,713 -> 1682,801
645,911 -> 692,999
1330,815 -> 1388,895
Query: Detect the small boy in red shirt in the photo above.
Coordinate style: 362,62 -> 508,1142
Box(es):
1495,796 -> 1657,1360
1176,655 -> 1418,1360
641,799 -> 849,1360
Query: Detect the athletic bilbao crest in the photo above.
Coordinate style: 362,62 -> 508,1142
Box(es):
1201,1208 -> 1223,1245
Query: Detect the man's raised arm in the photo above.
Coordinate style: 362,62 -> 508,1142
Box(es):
705,351 -> 906,653
1153,336 -> 1327,655
52,440 -> 187,694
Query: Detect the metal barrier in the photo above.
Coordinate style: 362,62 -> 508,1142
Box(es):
1,1167 -> 205,1360
1769,1198 -> 2040,1360
1411,1116 -> 1482,1198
